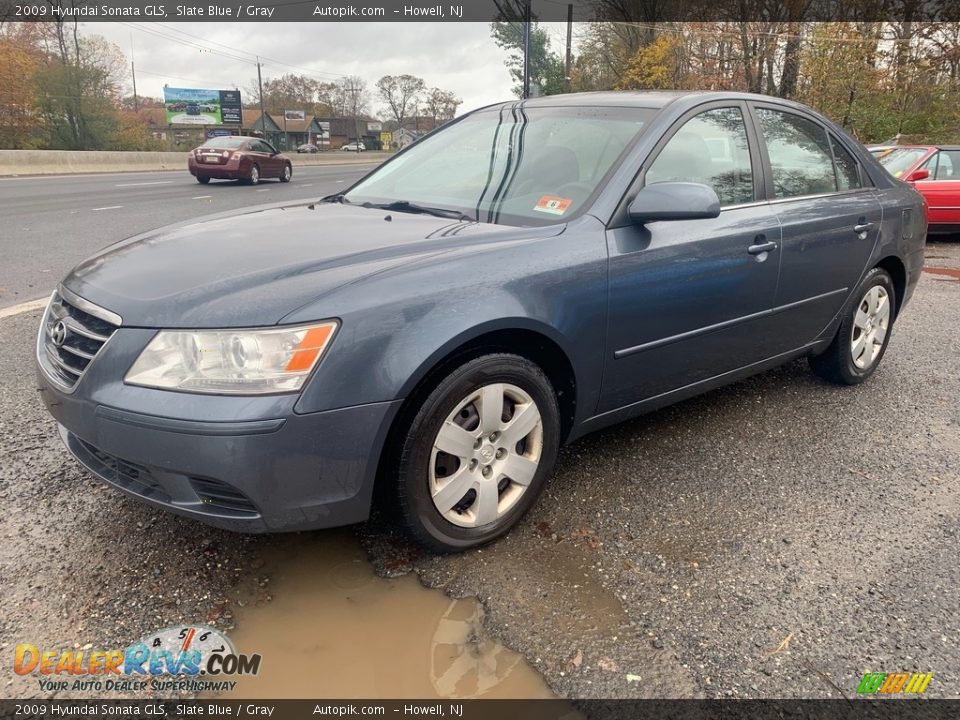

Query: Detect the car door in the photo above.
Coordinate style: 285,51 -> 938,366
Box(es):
264,140 -> 285,177
599,103 -> 783,413
914,149 -> 960,227
248,140 -> 273,176
750,103 -> 883,349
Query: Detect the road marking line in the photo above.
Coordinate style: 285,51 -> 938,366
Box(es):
0,297 -> 48,320
255,189 -> 270,192
115,181 -> 174,187
91,205 -> 123,211
192,195 -> 213,200
335,180 -> 345,183
301,184 -> 313,187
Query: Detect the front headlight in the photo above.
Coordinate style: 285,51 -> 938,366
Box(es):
124,321 -> 338,394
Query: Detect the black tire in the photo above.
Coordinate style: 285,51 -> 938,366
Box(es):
809,267 -> 896,385
246,164 -> 260,185
280,163 -> 292,183
394,354 -> 561,553
196,176 -> 210,184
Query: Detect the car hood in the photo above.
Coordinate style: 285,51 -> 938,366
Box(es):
62,202 -> 564,328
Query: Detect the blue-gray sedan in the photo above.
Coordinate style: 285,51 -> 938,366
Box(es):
37,92 -> 927,552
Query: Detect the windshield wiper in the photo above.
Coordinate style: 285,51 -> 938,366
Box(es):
321,192 -> 351,204
361,200 -> 474,222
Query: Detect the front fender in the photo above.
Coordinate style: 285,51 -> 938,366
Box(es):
291,216 -> 609,424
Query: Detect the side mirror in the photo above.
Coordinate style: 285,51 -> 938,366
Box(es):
629,182 -> 721,224
906,168 -> 929,182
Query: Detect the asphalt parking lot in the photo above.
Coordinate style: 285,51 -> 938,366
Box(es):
0,210 -> 956,698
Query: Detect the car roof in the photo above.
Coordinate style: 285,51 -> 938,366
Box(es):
479,90 -> 813,111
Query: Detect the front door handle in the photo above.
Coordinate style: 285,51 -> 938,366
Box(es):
748,239 -> 778,255
854,222 -> 875,234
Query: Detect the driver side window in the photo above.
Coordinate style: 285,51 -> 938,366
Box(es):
646,107 -> 755,207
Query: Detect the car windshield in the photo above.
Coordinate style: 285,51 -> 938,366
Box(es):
345,105 -> 653,226
879,147 -> 929,177
202,137 -> 248,149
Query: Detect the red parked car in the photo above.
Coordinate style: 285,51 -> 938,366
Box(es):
879,145 -> 960,234
188,136 -> 293,185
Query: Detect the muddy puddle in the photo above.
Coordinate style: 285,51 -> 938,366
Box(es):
223,531 -> 555,699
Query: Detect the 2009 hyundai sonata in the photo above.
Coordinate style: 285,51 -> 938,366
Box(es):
37,91 -> 926,552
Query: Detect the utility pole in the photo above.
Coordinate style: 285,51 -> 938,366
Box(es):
521,0 -> 532,99
130,34 -> 139,112
564,3 -> 573,94
347,84 -> 362,153
256,56 -> 266,141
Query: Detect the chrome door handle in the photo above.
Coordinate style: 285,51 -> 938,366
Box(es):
748,240 -> 778,255
854,222 -> 875,234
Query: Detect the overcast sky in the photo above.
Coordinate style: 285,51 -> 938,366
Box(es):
83,22 -> 569,116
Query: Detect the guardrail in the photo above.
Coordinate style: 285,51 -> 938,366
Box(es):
0,150 -> 391,177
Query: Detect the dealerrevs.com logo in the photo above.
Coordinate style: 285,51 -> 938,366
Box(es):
14,625 -> 261,694
856,672 -> 933,696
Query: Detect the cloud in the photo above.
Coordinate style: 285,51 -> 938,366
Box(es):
87,21 -> 517,114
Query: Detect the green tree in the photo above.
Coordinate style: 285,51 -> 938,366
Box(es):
490,8 -> 567,97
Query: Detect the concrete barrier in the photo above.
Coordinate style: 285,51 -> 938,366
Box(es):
0,149 -> 391,177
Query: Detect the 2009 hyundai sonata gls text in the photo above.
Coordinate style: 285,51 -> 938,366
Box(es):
37,92 -> 926,552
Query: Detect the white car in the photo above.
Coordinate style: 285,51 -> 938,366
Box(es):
340,142 -> 365,152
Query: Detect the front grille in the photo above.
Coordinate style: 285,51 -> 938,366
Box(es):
41,288 -> 120,390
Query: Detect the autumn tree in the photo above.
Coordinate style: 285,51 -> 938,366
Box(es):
0,26 -> 43,148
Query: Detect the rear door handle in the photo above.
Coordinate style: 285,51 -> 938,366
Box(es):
854,222 -> 875,234
748,240 -> 778,255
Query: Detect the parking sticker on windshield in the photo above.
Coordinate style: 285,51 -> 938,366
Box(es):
534,195 -> 573,215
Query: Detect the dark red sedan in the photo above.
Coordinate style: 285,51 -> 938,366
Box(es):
188,136 -> 293,185
879,145 -> 960,234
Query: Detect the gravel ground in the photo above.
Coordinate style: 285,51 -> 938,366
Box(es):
363,239 -> 960,699
0,239 -> 956,701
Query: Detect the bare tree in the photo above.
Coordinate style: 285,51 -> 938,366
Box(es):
375,74 -> 425,128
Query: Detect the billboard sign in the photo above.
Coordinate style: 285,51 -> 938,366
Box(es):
164,88 -> 243,126
284,110 -> 306,121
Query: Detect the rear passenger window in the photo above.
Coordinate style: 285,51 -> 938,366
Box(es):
934,151 -> 958,180
756,108 -> 836,198
831,135 -> 862,190
646,107 -> 754,206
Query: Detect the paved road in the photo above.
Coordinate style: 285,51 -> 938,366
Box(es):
0,163 -> 376,309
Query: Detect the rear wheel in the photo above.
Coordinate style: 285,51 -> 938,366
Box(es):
247,164 -> 260,185
196,176 -> 210,184
394,354 -> 560,553
809,267 -> 895,385
280,163 -> 292,183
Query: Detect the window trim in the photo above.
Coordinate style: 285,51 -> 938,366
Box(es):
828,131 -> 864,192
609,99 -> 766,228
747,102 -> 878,201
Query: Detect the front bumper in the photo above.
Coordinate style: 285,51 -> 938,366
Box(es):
37,367 -> 401,533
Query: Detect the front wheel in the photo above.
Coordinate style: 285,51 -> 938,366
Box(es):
394,354 -> 561,552
809,267 -> 896,385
